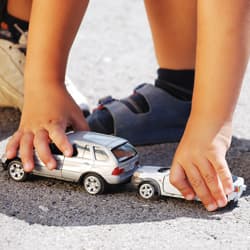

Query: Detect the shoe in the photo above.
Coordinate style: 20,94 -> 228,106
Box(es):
0,22 -> 90,116
87,84 -> 191,145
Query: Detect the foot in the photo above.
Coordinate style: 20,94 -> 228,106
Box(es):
87,84 -> 191,145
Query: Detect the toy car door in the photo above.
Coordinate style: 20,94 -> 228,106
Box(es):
162,174 -> 183,198
33,143 -> 63,178
92,146 -> 113,176
62,144 -> 94,181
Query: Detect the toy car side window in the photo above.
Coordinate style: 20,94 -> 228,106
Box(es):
82,145 -> 92,160
49,143 -> 63,155
94,146 -> 109,161
72,144 -> 78,157
49,143 -> 78,157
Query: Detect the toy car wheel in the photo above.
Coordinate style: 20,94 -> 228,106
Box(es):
83,173 -> 105,195
139,182 -> 157,200
7,159 -> 27,182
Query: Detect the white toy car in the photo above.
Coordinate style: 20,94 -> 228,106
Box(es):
132,166 -> 247,202
0,131 -> 139,195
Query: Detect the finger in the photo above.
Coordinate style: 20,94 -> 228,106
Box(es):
19,132 -> 34,172
185,164 -> 218,211
209,156 -> 233,195
170,162 -> 195,200
47,122 -> 73,157
71,109 -> 90,131
34,129 -> 57,170
6,131 -> 22,159
195,157 -> 227,208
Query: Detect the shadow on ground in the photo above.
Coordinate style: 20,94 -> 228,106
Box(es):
0,108 -> 249,227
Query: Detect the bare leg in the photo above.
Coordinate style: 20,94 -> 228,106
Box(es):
144,0 -> 197,69
7,0 -> 32,21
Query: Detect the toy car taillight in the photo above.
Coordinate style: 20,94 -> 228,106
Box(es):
234,186 -> 240,193
112,166 -> 124,176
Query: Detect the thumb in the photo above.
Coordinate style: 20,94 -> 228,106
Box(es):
71,111 -> 90,131
170,161 -> 195,200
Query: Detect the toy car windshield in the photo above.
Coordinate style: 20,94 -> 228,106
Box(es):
112,142 -> 137,163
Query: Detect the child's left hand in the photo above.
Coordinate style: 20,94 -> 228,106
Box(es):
170,116 -> 234,211
5,83 -> 89,172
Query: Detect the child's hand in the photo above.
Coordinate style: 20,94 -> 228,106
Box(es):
170,116 -> 233,211
5,84 -> 89,172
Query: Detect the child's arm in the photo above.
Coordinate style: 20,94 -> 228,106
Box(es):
170,0 -> 250,211
6,0 -> 89,171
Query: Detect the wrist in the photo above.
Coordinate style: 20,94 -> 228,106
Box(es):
183,112 -> 233,147
24,59 -> 67,87
188,108 -> 233,129
23,79 -> 68,100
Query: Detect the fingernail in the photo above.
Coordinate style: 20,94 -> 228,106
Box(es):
47,161 -> 56,170
64,149 -> 72,157
24,162 -> 33,172
207,204 -> 217,212
217,199 -> 227,208
185,194 -> 194,200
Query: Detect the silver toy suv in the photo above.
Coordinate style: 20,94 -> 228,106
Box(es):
0,131 -> 139,195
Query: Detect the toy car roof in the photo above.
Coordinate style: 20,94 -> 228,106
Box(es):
67,131 -> 128,149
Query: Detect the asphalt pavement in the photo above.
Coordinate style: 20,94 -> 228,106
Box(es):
0,1 -> 250,249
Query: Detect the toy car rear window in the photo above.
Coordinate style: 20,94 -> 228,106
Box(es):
111,142 -> 137,163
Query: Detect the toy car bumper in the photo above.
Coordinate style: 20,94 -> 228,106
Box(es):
131,175 -> 142,188
105,168 -> 135,184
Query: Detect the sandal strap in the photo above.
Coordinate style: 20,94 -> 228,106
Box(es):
103,84 -> 191,144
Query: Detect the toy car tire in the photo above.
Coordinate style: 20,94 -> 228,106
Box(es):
138,181 -> 158,200
83,173 -> 105,195
7,159 -> 27,182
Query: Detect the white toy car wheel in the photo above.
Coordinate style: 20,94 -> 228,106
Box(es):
83,173 -> 105,195
139,182 -> 157,200
8,159 -> 27,182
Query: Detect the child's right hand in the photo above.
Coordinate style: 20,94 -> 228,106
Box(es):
5,83 -> 89,172
170,116 -> 233,211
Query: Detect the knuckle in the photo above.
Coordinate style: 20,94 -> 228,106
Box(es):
215,163 -> 226,175
190,150 -> 201,161
189,177 -> 203,189
210,186 -> 224,198
204,173 -> 216,185
221,175 -> 233,185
